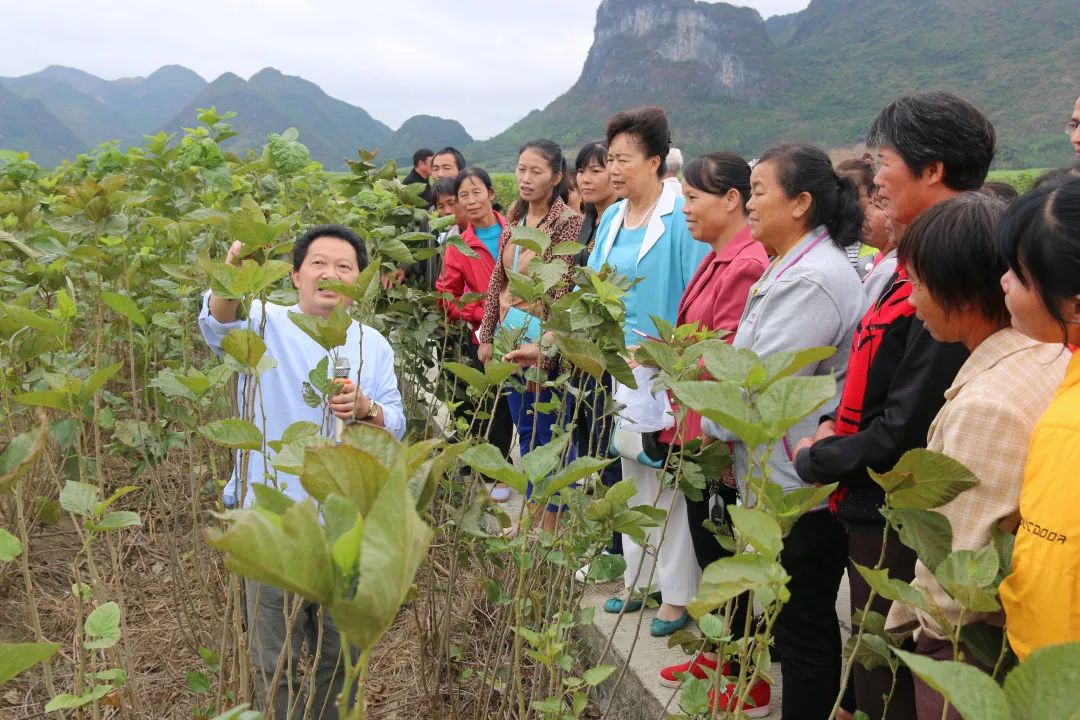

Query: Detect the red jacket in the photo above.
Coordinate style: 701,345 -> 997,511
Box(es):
435,213 -> 504,334
659,228 -> 768,444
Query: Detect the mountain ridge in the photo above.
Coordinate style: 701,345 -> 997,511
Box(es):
3,0 -> 1077,170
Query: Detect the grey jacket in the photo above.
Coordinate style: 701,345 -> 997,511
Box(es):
702,227 -> 864,504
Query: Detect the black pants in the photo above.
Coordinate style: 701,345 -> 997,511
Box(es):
687,482 -> 752,650
447,332 -> 514,464
774,509 -> 848,720
574,373 -> 623,554
847,524 -> 918,720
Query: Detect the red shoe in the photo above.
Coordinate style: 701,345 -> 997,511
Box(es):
709,678 -> 771,718
658,653 -> 724,688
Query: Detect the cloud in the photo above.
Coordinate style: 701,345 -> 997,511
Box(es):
0,0 -> 809,139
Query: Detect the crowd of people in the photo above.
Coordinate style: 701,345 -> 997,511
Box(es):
203,90 -> 1080,719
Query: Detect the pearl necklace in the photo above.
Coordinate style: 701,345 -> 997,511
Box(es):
622,192 -> 660,230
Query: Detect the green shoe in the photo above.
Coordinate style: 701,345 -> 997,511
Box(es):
650,610 -> 689,637
603,590 -> 661,614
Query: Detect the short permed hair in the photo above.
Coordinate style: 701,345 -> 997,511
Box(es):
292,224 -> 367,271
899,192 -> 1007,324
866,91 -> 996,191
605,106 -> 671,178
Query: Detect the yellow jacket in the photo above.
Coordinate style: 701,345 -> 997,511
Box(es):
1000,349 -> 1080,660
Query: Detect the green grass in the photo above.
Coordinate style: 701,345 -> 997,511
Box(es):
986,168 -> 1053,194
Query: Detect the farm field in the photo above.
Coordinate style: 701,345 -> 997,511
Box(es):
2,119 -> 1077,720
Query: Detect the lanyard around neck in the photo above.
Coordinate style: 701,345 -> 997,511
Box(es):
771,229 -> 829,283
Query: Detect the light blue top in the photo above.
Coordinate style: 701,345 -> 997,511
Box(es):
198,292 -> 406,507
587,182 -> 707,346
475,223 -> 501,260
604,226 -> 646,346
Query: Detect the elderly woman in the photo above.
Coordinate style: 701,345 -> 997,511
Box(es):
586,107 -> 709,638
702,143 -> 865,718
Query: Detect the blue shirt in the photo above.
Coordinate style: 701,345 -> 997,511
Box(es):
604,225 -> 647,346
198,292 -> 406,507
475,223 -> 501,261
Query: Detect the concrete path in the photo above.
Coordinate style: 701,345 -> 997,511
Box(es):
578,575 -> 852,719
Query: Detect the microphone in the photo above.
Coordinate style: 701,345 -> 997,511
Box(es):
333,355 -> 350,442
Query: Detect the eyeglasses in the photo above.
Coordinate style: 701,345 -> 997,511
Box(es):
1068,119 -> 1080,134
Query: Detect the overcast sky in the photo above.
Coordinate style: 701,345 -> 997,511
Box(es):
2,0 -> 810,139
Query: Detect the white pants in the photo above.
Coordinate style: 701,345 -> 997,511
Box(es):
620,457 -> 701,606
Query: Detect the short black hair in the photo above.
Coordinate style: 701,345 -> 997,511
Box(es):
453,166 -> 495,196
412,148 -> 434,166
900,192 -> 1007,324
866,91 -> 996,191
605,106 -> 671,177
996,177 -> 1080,338
978,181 -> 1019,202
433,146 -> 467,173
575,141 -> 608,172
292,224 -> 367,271
430,177 -> 456,200
683,152 -> 752,209
758,143 -> 864,248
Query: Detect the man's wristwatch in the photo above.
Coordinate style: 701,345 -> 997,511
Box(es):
362,400 -> 379,420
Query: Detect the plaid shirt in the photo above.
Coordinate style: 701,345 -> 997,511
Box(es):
887,328 -> 1069,640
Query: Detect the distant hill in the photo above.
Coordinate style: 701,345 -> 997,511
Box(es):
0,84 -> 87,166
472,0 -> 1080,169
382,115 -> 473,167
1,65 -> 467,169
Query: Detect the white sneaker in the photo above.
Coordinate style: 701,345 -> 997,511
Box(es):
575,550 -> 610,583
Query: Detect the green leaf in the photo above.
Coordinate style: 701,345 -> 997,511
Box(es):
520,432 -> 571,483
872,449 -> 979,509
883,508 -> 953,572
186,670 -> 212,693
669,380 -> 767,448
84,601 -> 121,649
251,484 -> 295,514
0,641 -> 60,684
756,374 -> 836,440
761,346 -> 837,386
698,340 -> 763,383
697,612 -> 728,640
60,481 -> 99,516
554,335 -> 607,381
933,547 -> 1001,613
300,444 -> 387,516
45,686 -> 112,711
582,664 -> 616,686
88,511 -> 141,531
582,553 -> 626,583
220,329 -> 267,369
728,505 -> 782,559
0,528 -> 21,562
536,455 -> 611,499
679,677 -> 711,715
288,303 -> 350,352
846,632 -> 897,672
329,472 -> 433,650
197,419 -> 263,451
460,444 -> 527,494
331,514 -> 364,577
101,291 -> 146,327
0,417 -> 49,493
852,564 -> 926,609
206,500 -> 335,605
444,361 -> 493,390
689,554 -> 789,618
894,648 -> 1008,720
12,389 -> 70,411
78,362 -> 123,404
1003,642 -> 1080,720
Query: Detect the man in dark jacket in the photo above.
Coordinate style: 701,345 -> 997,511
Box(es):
792,91 -> 997,720
403,147 -> 434,204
